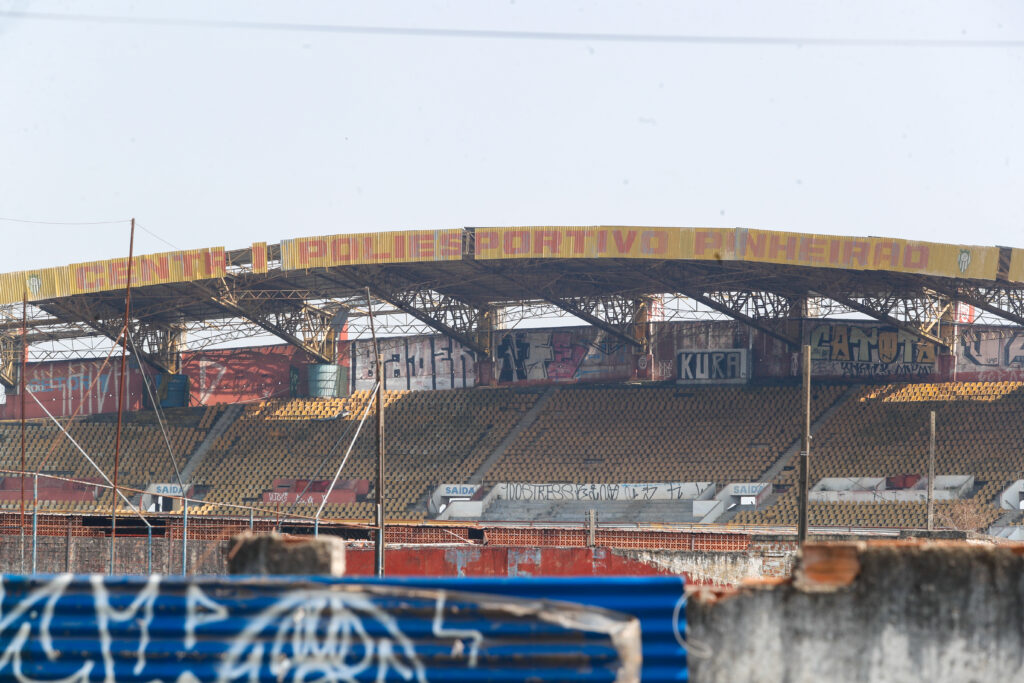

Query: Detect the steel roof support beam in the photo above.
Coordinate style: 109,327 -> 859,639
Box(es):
469,266 -> 644,350
929,284 -> 1024,327
194,282 -> 336,365
530,294 -> 645,349
814,290 -> 949,350
0,334 -> 18,388
627,266 -> 802,349
681,290 -> 801,349
39,300 -> 177,373
312,270 -> 491,358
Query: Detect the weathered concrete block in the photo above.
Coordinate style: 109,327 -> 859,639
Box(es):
688,540 -> 1024,683
226,532 -> 346,575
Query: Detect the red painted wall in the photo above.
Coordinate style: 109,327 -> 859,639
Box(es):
180,345 -> 311,405
0,358 -> 143,419
344,546 -> 676,579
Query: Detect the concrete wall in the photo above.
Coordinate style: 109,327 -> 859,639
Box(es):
688,541 -> 1024,682
0,532 -> 788,585
613,538 -> 798,586
0,535 -> 232,575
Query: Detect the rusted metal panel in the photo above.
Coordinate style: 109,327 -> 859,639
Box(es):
180,344 -> 310,405
0,574 -> 686,681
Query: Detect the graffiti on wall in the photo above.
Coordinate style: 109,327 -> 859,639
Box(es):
350,335 -> 476,391
957,327 -> 1024,381
494,328 -> 634,384
181,345 -> 310,405
0,358 -> 143,419
808,323 -> 937,379
497,481 -> 714,502
0,574 -> 653,683
676,349 -> 748,383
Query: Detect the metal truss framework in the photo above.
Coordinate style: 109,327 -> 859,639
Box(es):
928,283 -> 1024,328
7,259 -> 1024,388
40,299 -> 177,374
630,265 -> 804,349
189,279 -> 342,365
473,265 -> 646,350
307,267 -> 491,357
811,285 -> 951,349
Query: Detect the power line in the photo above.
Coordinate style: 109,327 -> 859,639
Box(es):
135,223 -> 181,250
1,10 -> 1022,48
0,217 -> 179,250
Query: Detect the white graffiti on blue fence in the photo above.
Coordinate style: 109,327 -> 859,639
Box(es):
0,575 -> 492,683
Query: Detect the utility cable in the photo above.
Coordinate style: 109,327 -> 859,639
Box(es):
26,388 -> 151,528
125,328 -> 187,498
315,382 -> 379,522
1,11 -> 1021,48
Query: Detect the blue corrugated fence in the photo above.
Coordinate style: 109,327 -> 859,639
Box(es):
0,574 -> 687,682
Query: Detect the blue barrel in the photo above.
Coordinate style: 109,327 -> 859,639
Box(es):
146,374 -> 188,408
308,364 -> 348,397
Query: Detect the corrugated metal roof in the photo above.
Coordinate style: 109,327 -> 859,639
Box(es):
0,574 -> 687,682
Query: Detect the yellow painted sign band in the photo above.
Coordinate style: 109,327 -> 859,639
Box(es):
474,226 -> 685,260
0,247 -> 226,305
0,228 -> 1010,307
1008,249 -> 1024,284
473,226 -> 999,280
690,228 -> 998,281
281,229 -> 463,269
252,242 -> 268,274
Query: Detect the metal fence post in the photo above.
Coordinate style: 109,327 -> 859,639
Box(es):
31,474 -> 38,573
147,525 -> 153,575
182,498 -> 188,576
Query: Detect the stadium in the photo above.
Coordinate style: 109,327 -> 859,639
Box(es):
1,224 -> 1023,582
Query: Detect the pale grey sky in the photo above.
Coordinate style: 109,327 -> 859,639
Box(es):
0,0 -> 1021,273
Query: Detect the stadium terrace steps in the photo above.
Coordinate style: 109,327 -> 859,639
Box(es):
0,410 -> 213,513
179,404 -> 243,485
712,385 -> 856,525
731,381 -> 1024,529
755,385 -> 856,486
468,385 -> 557,486
185,389 -> 543,519
8,379 -> 1022,530
480,383 -> 847,490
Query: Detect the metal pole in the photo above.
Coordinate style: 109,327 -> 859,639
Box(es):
182,497 -> 188,576
798,345 -> 811,544
249,507 -> 254,530
111,218 -> 136,574
314,382 -> 378,522
367,287 -> 385,578
927,410 -> 936,531
64,517 -> 71,572
147,524 -> 153,575
31,473 -> 37,573
19,293 -> 27,574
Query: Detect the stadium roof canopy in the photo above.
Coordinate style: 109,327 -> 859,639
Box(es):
2,226 -> 1023,385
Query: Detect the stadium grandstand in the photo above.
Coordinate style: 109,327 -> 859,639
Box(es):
3,225 -> 1024,548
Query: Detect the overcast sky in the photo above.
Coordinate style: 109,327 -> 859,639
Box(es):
0,0 -> 1021,274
